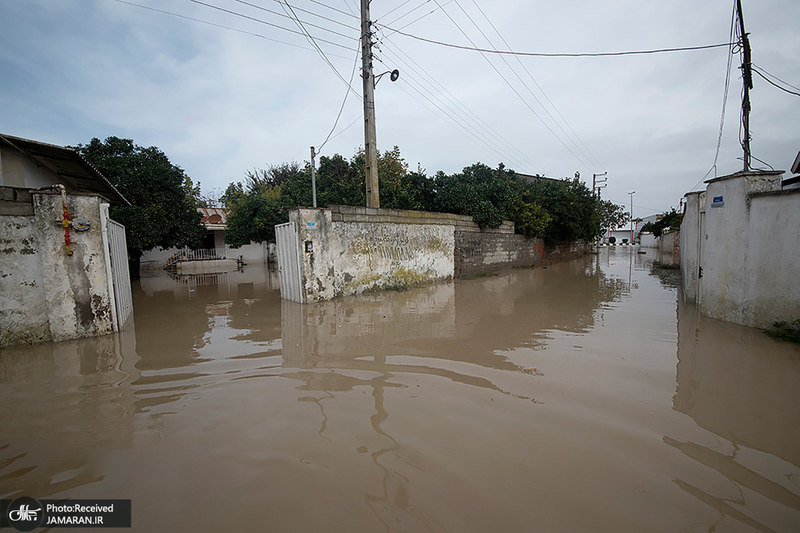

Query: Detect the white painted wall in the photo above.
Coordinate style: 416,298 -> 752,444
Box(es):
681,170 -> 800,328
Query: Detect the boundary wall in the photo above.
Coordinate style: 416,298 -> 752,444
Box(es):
681,170 -> 800,328
1,187 -> 125,346
278,205 -> 590,303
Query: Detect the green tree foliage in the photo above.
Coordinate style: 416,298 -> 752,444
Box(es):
640,208 -> 682,237
225,184 -> 285,247
75,136 -> 204,273
221,146 -> 624,248
597,199 -> 629,238
524,177 -> 600,244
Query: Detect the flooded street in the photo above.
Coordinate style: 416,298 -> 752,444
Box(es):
2,247 -> 799,532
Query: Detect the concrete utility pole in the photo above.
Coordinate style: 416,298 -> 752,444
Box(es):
310,146 -> 317,208
629,191 -> 635,244
361,0 -> 379,208
736,0 -> 753,171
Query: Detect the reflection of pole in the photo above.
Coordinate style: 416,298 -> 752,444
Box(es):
361,0 -> 380,208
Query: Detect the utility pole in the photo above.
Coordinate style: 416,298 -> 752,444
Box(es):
628,191 -> 635,244
361,0 -> 379,208
310,146 -> 317,208
592,172 -> 607,197
736,0 -> 753,171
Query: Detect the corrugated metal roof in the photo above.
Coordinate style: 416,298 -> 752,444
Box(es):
0,134 -> 129,206
198,207 -> 228,228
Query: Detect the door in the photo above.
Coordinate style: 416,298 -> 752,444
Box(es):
275,222 -> 302,302
107,218 -> 133,328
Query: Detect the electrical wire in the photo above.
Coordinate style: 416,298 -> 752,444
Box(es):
376,38 -> 547,173
427,0 -> 595,173
318,45 -> 362,152
383,0 -> 455,35
240,0 -> 356,32
468,0 -> 604,172
306,0 -> 358,20
378,25 -> 735,58
454,0 -> 602,172
752,65 -> 800,97
277,0 -> 361,98
113,0 -> 332,52
185,0 -> 356,50
377,27 -> 544,172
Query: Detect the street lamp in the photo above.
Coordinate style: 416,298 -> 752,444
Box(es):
628,191 -> 635,244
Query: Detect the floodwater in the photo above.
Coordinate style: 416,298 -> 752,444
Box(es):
2,247 -> 799,532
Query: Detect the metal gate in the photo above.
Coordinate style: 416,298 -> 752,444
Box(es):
107,219 -> 133,328
275,222 -> 302,302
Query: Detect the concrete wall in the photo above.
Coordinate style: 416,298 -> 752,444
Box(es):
680,191 -> 703,301
639,233 -> 657,248
290,207 -> 455,302
280,205 -> 591,303
1,187 -> 118,346
656,229 -> 680,267
680,170 -> 800,328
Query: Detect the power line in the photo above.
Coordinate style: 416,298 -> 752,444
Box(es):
427,0 -> 595,172
378,33 -> 545,171
113,0 -> 331,52
378,25 -> 735,58
276,0 -> 360,98
383,0 -> 454,34
187,0 -> 355,50
238,0 -> 356,32
306,0 -> 358,20
378,44 -> 546,173
318,45 -> 362,152
468,0 -> 605,172
752,65 -> 800,97
452,0 -> 601,172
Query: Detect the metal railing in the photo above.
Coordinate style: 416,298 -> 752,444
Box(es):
164,247 -> 230,269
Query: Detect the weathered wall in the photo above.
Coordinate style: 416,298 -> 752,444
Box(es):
280,205 -> 591,303
656,229 -> 679,267
680,191 -> 702,302
291,207 -> 455,302
0,188 -> 50,344
681,170 -> 800,328
1,187 -> 117,346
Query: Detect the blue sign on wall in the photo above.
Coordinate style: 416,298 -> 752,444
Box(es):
711,196 -> 724,208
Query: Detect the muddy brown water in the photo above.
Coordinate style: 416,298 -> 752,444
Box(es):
1,247 -> 799,532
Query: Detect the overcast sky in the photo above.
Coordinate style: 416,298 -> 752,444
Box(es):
1,0 -> 798,217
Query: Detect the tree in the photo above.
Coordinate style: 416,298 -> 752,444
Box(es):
75,136 -> 204,276
640,208 -> 681,237
597,199 -> 629,239
225,184 -> 285,247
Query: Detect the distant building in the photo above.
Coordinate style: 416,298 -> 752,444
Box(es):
140,207 -> 273,271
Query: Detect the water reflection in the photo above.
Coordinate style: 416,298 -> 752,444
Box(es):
668,294 -> 800,532
0,327 -> 139,499
2,253 -> 799,531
